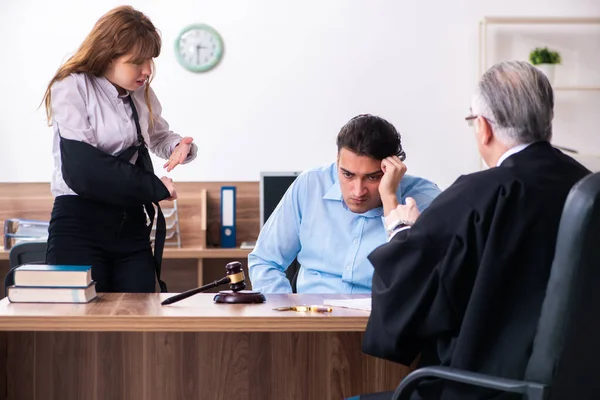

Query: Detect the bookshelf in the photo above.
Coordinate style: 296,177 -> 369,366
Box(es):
477,16 -> 600,170
478,16 -> 600,80
0,183 -> 260,291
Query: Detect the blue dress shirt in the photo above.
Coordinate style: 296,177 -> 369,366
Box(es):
248,162 -> 441,294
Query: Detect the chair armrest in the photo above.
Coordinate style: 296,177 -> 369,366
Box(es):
392,366 -> 546,400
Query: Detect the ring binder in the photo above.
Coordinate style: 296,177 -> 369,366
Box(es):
220,186 -> 236,248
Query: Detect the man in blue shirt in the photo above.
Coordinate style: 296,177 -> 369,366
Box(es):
248,114 -> 441,293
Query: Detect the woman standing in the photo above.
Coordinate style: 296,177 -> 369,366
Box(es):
42,6 -> 197,293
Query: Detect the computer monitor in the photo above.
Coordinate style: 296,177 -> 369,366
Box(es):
259,171 -> 301,228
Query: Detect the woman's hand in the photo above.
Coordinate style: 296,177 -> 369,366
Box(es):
160,176 -> 177,200
164,137 -> 193,172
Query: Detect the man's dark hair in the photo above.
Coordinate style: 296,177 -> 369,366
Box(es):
336,114 -> 406,161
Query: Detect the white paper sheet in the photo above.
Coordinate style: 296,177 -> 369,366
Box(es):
323,297 -> 371,311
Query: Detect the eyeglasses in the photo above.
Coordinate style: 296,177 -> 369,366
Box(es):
465,114 -> 496,127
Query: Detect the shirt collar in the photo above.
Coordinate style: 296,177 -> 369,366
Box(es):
322,180 -> 384,218
497,143 -> 533,166
96,75 -> 132,100
322,181 -> 342,201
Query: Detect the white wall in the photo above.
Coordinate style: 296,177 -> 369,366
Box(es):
0,0 -> 598,189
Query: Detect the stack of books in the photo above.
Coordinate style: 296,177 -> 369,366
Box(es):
6,264 -> 97,303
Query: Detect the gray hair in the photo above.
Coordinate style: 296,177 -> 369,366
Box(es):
472,60 -> 554,146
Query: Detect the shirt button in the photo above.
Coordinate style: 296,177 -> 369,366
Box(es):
346,266 -> 351,271
353,239 -> 358,244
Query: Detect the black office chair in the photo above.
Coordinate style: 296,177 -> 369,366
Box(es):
285,258 -> 301,293
4,241 -> 48,295
391,171 -> 600,400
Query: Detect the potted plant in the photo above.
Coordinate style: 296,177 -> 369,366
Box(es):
529,47 -> 561,84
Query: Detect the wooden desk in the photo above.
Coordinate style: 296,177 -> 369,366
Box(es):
0,293 -> 411,400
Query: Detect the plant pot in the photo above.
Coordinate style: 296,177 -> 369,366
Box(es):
535,63 -> 556,84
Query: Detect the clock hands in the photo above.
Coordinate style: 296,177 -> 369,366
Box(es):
195,44 -> 207,65
177,25 -> 223,71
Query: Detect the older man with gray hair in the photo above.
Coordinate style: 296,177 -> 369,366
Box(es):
356,60 -> 590,400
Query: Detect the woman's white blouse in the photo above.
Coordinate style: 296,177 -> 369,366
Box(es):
50,73 -> 197,197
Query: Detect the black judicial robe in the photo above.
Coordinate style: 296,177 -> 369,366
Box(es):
363,142 -> 590,400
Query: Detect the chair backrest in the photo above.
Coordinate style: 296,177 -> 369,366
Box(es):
285,258 -> 301,293
525,172 -> 600,398
5,241 -> 48,296
8,241 -> 48,269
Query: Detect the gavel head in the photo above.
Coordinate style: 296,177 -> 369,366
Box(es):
225,261 -> 246,292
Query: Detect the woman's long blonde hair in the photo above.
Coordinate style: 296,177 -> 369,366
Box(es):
43,6 -> 161,127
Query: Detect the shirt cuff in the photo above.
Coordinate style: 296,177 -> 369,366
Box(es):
387,225 -> 411,242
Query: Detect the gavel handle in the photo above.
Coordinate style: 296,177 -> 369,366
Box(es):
161,276 -> 231,305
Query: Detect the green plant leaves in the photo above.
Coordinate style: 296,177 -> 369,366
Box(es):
529,47 -> 562,65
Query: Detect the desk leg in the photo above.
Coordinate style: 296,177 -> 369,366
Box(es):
197,259 -> 204,287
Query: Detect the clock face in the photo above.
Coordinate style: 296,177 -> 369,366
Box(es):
175,24 -> 224,72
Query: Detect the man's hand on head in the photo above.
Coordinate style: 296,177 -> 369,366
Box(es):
379,156 -> 407,216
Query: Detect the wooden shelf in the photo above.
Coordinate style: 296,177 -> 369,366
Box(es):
482,17 -> 600,25
554,87 -> 600,92
162,247 -> 251,259
0,182 -> 261,289
0,246 -> 251,261
478,16 -> 600,78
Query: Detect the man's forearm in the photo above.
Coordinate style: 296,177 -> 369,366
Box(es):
248,258 -> 293,293
381,194 -> 399,217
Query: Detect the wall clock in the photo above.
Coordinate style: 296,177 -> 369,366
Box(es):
175,24 -> 224,72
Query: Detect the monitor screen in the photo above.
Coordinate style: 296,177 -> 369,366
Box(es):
260,172 -> 301,228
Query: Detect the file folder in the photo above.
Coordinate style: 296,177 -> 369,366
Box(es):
220,186 -> 236,248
